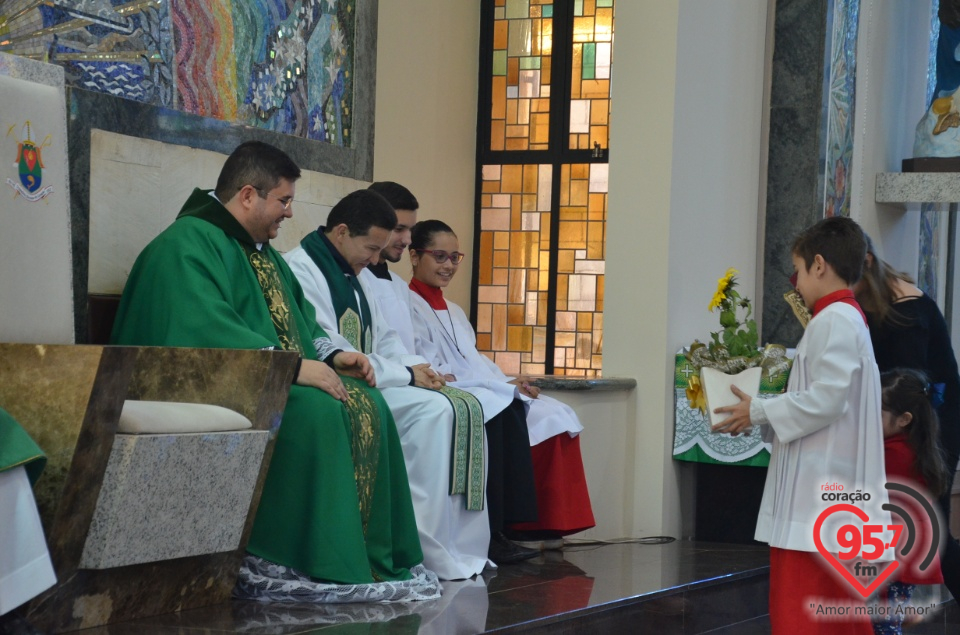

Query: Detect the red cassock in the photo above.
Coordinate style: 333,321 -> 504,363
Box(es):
510,433 -> 596,535
769,547 -> 874,635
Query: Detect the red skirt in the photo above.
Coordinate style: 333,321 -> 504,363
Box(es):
769,547 -> 873,635
510,434 -> 595,535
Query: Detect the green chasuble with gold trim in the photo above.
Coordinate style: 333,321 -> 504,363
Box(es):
0,406 -> 46,485
300,229 -> 486,510
111,188 -> 423,584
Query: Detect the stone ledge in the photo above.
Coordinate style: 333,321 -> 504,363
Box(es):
875,172 -> 960,205
525,376 -> 636,392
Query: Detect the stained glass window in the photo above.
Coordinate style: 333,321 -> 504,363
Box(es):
490,0 -> 554,151
477,164 -> 553,375
476,0 -> 613,377
555,163 -> 607,372
569,0 -> 613,151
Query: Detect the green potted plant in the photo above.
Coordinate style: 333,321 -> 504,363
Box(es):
685,268 -> 789,430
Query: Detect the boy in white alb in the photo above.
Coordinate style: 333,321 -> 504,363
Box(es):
715,216 -> 890,635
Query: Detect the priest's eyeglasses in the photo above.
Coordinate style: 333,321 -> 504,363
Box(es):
414,249 -> 465,264
255,188 -> 294,210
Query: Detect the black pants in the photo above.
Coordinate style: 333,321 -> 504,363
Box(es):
484,398 -> 538,532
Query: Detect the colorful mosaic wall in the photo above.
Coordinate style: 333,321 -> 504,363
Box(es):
489,0 -> 554,151
821,0 -> 860,217
568,0 -> 612,151
0,0 -> 355,144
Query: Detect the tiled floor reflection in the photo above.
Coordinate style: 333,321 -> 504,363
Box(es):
62,542 -> 767,635
55,540 -> 958,634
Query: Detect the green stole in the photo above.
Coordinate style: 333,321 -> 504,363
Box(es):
437,387 -> 485,510
300,230 -> 373,354
179,191 -> 384,528
301,229 -> 485,511
0,407 -> 46,485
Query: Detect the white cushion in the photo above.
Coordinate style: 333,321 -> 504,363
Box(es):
117,401 -> 252,434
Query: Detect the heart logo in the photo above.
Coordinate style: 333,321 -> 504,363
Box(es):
813,504 -> 898,598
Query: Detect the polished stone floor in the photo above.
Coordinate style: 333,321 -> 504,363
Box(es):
43,540 -> 959,633
54,540 -> 766,634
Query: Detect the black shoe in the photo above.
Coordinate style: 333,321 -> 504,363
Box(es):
488,531 -> 540,564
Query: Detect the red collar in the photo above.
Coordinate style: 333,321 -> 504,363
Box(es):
884,432 -> 909,445
409,278 -> 447,310
812,289 -> 866,324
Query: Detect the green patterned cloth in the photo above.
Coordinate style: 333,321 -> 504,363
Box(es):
0,406 -> 45,485
436,386 -> 485,511
672,351 -> 791,466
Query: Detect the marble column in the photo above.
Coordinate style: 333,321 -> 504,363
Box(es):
762,0 -> 829,347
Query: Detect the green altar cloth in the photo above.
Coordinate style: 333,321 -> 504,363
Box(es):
672,352 -> 790,467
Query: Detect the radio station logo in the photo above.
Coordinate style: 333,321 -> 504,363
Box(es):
808,481 -> 942,620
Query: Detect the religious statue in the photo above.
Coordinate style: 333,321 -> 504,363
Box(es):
915,1 -> 960,157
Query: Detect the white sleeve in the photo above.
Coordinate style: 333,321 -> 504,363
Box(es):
362,276 -> 428,367
286,248 -> 412,387
753,311 -> 862,444
410,299 -> 457,376
285,248 -> 356,354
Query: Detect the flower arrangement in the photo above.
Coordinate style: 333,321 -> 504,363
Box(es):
703,268 -> 760,362
684,268 -> 789,414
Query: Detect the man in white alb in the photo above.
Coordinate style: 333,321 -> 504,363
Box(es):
285,190 -> 537,577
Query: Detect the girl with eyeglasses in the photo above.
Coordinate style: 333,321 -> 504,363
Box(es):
407,220 -> 595,550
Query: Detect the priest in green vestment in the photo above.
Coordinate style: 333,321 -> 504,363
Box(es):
110,141 -> 439,603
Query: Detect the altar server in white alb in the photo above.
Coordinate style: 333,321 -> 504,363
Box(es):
713,216 -> 890,635
406,220 -> 595,545
284,190 -> 539,577
360,182 -> 421,355
361,182 -> 542,562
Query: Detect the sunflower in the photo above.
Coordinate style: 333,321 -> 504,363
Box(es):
708,268 -> 738,312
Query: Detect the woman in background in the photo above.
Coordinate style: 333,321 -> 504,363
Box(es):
855,234 -> 960,600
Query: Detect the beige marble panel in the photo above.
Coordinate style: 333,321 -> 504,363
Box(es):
91,128 -> 162,168
88,130 -> 369,292
272,200 -> 331,253
88,135 -> 163,293
159,139 -> 224,215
